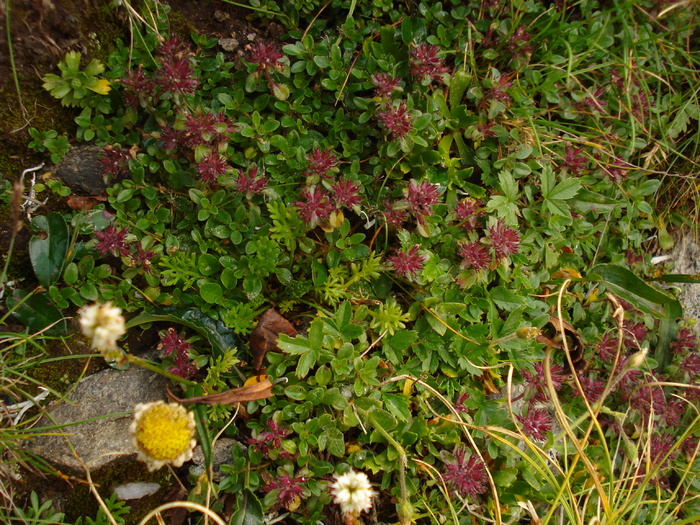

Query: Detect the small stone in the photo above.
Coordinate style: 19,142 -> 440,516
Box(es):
219,38 -> 239,52
54,145 -> 108,196
112,482 -> 161,500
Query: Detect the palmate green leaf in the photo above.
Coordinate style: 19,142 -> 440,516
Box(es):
126,307 -> 240,359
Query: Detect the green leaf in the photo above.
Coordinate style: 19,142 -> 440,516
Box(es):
199,282 -> 223,304
29,213 -> 69,288
489,286 -> 526,310
7,290 -> 67,334
126,307 -> 240,359
198,253 -> 221,276
383,393 -> 412,422
277,333 -> 310,354
319,427 -> 345,457
230,490 -> 263,525
308,318 -> 325,349
492,467 -> 518,488
587,264 -> 681,318
548,178 -> 581,200
367,407 -> 398,431
297,347 -> 319,378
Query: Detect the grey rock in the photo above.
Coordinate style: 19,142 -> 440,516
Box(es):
190,438 -> 244,482
670,231 -> 700,328
54,145 -> 107,195
27,361 -> 169,475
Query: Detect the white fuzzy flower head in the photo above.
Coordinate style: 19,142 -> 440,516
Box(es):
331,470 -> 375,518
129,401 -> 197,472
78,302 -> 126,361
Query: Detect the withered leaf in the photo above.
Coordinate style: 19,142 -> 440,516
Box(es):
250,308 -> 297,372
166,377 -> 274,405
538,315 -> 585,374
65,194 -> 107,210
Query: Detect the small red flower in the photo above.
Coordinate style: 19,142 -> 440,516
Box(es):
458,241 -> 492,270
99,147 -> 130,178
409,43 -> 449,83
488,75 -> 513,104
378,102 -> 413,141
455,198 -> 484,231
383,200 -> 409,227
249,419 -> 292,457
155,38 -> 198,97
159,328 -> 197,379
332,178 -> 361,208
371,72 -> 402,98
248,41 -> 285,73
605,159 -> 629,183
443,448 -> 489,499
197,154 -> 230,183
305,147 -> 339,179
94,223 -> 130,257
488,220 -> 520,259
294,186 -> 334,227
405,179 -> 440,221
522,362 -> 566,402
263,472 -> 306,510
387,245 -> 425,280
121,67 -> 152,107
561,145 -> 587,175
234,166 -> 268,197
517,408 -> 552,442
507,27 -> 533,56
131,244 -> 156,273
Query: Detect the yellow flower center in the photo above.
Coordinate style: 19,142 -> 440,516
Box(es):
135,404 -> 193,461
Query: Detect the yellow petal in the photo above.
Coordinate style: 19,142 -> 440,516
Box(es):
90,78 -> 112,95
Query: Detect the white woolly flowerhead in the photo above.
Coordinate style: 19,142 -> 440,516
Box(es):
78,302 -> 126,361
331,469 -> 375,517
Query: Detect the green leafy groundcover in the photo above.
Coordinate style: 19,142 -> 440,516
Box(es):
10,0 -> 700,523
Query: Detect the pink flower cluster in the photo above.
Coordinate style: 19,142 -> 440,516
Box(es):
121,37 -> 198,106
248,419 -> 292,458
293,147 -> 362,227
457,219 -> 521,271
409,43 -> 449,83
443,448 -> 489,499
159,327 -> 198,379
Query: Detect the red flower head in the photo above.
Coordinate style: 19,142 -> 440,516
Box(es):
234,166 -> 268,198
304,147 -> 339,180
517,408 -> 552,442
294,186 -> 335,227
378,102 -> 413,141
95,223 -> 130,257
405,179 -> 440,221
387,245 -> 425,280
443,448 -> 489,499
561,145 -> 587,175
371,72 -> 402,98
455,197 -> 484,231
197,154 -> 230,184
458,241 -> 492,270
488,220 -> 520,259
409,43 -> 449,83
332,178 -> 361,208
248,41 -> 285,73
